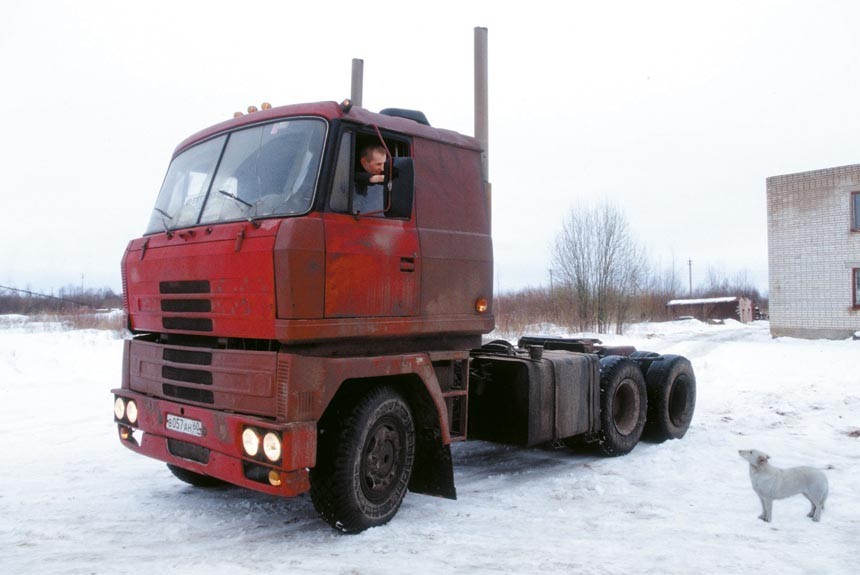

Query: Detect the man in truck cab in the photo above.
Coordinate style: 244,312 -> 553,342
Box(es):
356,143 -> 386,187
353,143 -> 387,213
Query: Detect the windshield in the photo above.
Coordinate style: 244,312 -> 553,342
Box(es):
146,118 -> 327,234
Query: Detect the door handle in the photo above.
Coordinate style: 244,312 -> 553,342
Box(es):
400,257 -> 415,272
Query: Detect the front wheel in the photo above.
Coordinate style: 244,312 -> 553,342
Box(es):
597,357 -> 647,456
310,386 -> 415,533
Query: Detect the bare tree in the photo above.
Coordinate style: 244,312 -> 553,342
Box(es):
635,258 -> 683,322
552,202 -> 646,333
697,266 -> 762,303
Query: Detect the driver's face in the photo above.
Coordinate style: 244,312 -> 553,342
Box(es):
361,150 -> 386,175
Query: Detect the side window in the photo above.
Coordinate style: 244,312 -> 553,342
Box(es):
852,192 -> 860,232
329,133 -> 353,213
329,131 -> 411,218
854,268 -> 860,308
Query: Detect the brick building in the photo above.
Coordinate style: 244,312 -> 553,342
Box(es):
766,164 -> 860,339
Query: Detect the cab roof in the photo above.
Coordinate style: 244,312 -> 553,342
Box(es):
173,101 -> 481,157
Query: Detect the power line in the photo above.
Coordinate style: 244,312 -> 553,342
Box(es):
0,284 -> 98,309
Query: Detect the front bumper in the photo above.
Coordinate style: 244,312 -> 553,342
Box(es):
113,389 -> 316,497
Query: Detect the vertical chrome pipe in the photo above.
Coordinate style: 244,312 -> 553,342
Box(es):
474,27 -> 489,182
351,58 -> 364,107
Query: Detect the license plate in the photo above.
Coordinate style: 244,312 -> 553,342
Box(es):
166,414 -> 203,437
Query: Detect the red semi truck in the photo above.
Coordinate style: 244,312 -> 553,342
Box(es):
112,30 -> 696,533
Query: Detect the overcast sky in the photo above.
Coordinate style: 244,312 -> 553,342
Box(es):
2,0 -> 859,296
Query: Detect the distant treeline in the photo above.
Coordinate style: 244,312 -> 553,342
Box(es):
496,203 -> 767,336
0,285 -> 122,314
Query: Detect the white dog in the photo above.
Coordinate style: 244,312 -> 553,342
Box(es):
738,449 -> 828,522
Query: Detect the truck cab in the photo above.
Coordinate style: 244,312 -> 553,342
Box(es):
123,101 -> 493,347
114,101 -> 494,532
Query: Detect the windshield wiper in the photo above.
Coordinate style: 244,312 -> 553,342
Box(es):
218,190 -> 262,228
218,189 -> 253,208
153,207 -> 174,236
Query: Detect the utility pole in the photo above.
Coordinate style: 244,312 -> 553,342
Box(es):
687,259 -> 693,297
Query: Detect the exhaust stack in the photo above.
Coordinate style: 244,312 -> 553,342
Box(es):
351,58 -> 364,107
474,26 -> 489,183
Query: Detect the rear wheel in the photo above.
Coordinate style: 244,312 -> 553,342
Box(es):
166,464 -> 226,488
597,357 -> 647,456
310,386 -> 415,533
644,355 -> 696,441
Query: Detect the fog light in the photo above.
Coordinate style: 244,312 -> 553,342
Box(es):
119,425 -> 132,440
263,432 -> 282,462
114,397 -> 126,420
268,470 -> 282,486
242,428 -> 260,457
126,400 -> 138,424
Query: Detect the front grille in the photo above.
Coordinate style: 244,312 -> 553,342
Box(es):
160,280 -> 211,294
163,348 -> 212,366
163,384 -> 214,404
167,438 -> 210,463
162,365 -> 213,385
163,317 -> 213,332
161,299 -> 212,313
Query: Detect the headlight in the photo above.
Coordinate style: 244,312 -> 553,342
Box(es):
263,431 -> 282,462
242,428 -> 260,457
126,400 -> 138,424
114,397 -> 126,420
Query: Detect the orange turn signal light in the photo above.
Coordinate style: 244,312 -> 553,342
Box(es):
475,298 -> 489,313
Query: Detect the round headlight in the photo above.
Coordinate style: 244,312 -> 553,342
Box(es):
242,428 -> 260,456
114,397 -> 126,420
263,432 -> 282,462
126,400 -> 138,424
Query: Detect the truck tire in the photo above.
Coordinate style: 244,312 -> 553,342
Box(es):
597,357 -> 647,456
310,386 -> 416,533
628,350 -> 661,373
644,355 -> 696,441
166,464 -> 226,488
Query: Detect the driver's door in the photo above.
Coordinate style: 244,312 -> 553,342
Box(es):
323,131 -> 420,318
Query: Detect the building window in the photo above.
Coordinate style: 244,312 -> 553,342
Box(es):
853,192 -> 860,231
855,269 -> 860,308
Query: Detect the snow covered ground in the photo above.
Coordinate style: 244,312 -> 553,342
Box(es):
1,316 -> 858,574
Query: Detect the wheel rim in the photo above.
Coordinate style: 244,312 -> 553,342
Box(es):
360,417 -> 403,503
612,379 -> 641,436
668,375 -> 689,427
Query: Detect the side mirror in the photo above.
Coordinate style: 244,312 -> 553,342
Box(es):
384,157 -> 414,218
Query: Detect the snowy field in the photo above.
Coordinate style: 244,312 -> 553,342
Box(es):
1,316 -> 858,574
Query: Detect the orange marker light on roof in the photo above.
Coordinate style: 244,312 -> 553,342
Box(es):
233,111 -> 243,118
247,105 -> 258,114
261,102 -> 272,110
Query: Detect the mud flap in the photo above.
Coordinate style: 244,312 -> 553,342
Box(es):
409,442 -> 457,500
